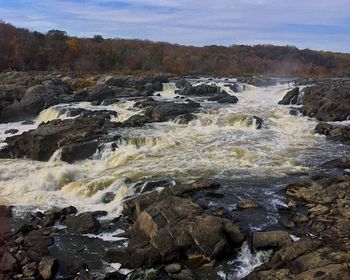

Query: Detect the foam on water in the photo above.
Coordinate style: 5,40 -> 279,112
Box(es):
0,81 -> 348,217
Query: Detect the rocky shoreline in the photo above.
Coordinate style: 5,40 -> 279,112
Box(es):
0,72 -> 350,279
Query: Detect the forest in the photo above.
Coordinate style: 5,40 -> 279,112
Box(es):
1,21 -> 350,77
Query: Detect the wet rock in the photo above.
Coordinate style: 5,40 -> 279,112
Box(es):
103,271 -> 127,280
22,262 -> 37,277
1,82 -> 72,123
108,184 -> 244,269
252,231 -> 292,249
278,87 -> 300,105
148,101 -> 200,122
315,123 -> 350,143
64,214 -> 100,234
174,113 -> 196,124
165,263 -> 182,274
207,91 -> 239,104
4,129 -> 19,134
253,116 -> 264,129
237,199 -> 259,209
225,83 -> 241,93
178,84 -> 220,96
299,80 -> 350,121
0,206 -> 12,218
0,252 -> 17,272
38,256 -> 57,280
175,79 -> 191,91
21,120 -> 35,125
122,114 -> 151,127
102,192 -> 116,204
0,117 -> 108,162
61,206 -> 78,216
321,157 -> 350,169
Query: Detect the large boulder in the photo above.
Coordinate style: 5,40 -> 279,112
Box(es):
207,91 -> 239,104
178,84 -> 221,96
106,180 -> 243,269
64,214 -> 100,234
106,193 -> 244,269
1,83 -> 72,122
278,87 -> 300,105
315,123 -> 350,143
298,80 -> 350,121
125,98 -> 200,126
0,117 -> 109,162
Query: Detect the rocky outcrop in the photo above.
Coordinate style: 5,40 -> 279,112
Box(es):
1,82 -> 72,123
278,87 -> 300,105
280,80 -> 350,122
0,116 -> 114,162
207,91 -> 239,104
247,172 -> 350,279
121,98 -> 201,127
315,122 -> 350,143
106,180 -> 244,269
300,80 -> 350,121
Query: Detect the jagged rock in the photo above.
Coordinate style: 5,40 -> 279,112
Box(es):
0,117 -> 108,162
252,231 -> 292,249
107,181 -> 244,269
237,199 -> 259,209
38,256 -> 57,280
0,252 -> 17,272
64,214 -> 100,234
278,87 -> 300,105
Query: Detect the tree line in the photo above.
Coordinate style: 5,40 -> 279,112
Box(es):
1,21 -> 350,77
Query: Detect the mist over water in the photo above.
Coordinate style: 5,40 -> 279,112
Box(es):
0,81 -> 348,219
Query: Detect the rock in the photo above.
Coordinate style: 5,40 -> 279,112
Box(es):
97,75 -> 129,87
252,231 -> 292,249
4,129 -> 19,134
1,82 -> 72,123
237,199 -> 259,209
299,80 -> 350,121
87,85 -> 115,102
38,256 -> 57,280
122,114 -> 151,127
0,206 -> 12,218
103,271 -> 127,280
102,192 -> 116,204
322,157 -> 350,169
253,116 -> 264,129
22,262 -> 37,277
0,252 -> 17,272
165,263 -> 182,274
0,117 -> 108,162
174,113 -> 196,124
178,84 -> 220,96
108,188 -> 244,269
278,87 -> 300,105
309,204 -> 329,216
175,79 -> 191,90
64,214 -> 100,234
61,206 -> 78,216
148,101 -> 200,122
207,91 -> 239,104
225,83 -> 241,93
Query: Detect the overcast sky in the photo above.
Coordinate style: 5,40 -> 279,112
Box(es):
1,0 -> 350,52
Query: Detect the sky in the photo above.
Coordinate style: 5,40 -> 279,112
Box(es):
1,0 -> 350,53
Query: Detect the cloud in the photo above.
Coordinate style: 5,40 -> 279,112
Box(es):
0,0 -> 350,52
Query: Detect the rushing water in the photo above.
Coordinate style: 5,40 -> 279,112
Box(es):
0,81 -> 347,214
0,79 -> 349,278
